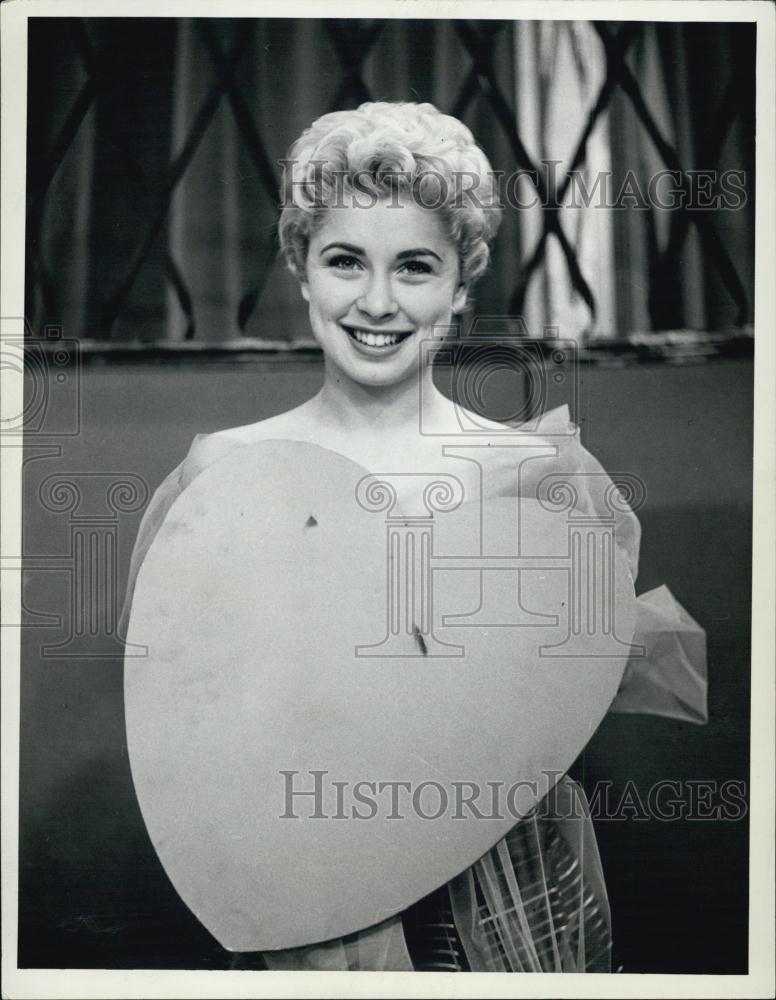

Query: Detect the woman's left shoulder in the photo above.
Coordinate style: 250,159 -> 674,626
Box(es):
179,428 -> 249,489
178,407 -> 319,489
447,403 -> 578,460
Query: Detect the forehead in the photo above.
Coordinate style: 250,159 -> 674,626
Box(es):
310,194 -> 453,255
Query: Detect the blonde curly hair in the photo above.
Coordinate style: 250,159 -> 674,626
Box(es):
278,101 -> 503,286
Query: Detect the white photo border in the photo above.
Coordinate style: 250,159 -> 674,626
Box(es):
2,2 -> 773,998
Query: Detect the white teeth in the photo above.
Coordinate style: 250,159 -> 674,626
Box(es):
349,328 -> 401,348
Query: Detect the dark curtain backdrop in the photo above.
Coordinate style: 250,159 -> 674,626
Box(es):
25,18 -> 755,343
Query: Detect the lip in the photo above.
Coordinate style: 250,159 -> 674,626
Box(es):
340,323 -> 414,358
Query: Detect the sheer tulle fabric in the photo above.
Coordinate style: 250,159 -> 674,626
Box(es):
119,405 -> 707,972
254,777 -> 609,972
447,777 -> 611,972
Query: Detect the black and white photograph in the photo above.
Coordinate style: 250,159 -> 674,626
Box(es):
1,1 -> 773,997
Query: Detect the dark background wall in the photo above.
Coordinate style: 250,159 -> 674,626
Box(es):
19,355 -> 751,972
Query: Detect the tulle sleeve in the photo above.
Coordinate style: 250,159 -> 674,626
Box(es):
528,405 -> 708,726
118,434 -> 207,640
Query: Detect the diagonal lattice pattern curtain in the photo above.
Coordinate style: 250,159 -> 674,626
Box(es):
25,18 -> 755,344
512,21 -> 617,339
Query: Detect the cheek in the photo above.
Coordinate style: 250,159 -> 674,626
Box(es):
405,283 -> 458,323
307,274 -> 352,317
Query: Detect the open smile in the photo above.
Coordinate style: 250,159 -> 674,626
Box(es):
340,323 -> 414,353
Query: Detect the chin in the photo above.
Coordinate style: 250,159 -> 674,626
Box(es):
345,362 -> 418,387
323,340 -> 422,388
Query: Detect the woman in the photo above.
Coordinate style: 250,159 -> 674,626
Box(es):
178,102 -> 504,493
121,102 -> 706,973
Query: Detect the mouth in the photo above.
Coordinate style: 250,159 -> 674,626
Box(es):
340,323 -> 414,355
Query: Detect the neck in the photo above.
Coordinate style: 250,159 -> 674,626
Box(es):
313,360 -> 444,435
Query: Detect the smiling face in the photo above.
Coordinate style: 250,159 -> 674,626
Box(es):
300,193 -> 468,388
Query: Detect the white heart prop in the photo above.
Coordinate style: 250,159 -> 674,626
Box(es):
124,440 -> 635,952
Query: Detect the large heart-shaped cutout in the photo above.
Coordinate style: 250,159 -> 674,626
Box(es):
124,440 -> 635,951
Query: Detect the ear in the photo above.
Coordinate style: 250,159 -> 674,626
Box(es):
289,258 -> 310,302
452,282 -> 468,314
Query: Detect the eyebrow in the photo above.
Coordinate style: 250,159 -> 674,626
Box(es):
320,242 -> 443,263
397,247 -> 443,262
320,242 -> 363,256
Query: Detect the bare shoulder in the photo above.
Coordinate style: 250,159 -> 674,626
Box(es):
223,406 -> 317,445
436,401 -> 567,497
439,401 -> 557,452
180,406 -> 316,488
179,432 -> 240,489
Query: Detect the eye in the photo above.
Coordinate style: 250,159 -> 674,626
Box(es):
327,254 -> 362,271
398,259 -> 433,276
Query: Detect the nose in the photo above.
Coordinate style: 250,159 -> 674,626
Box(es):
356,271 -> 398,321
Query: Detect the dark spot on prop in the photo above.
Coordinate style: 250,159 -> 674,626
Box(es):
304,515 -> 318,530
412,624 -> 428,656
